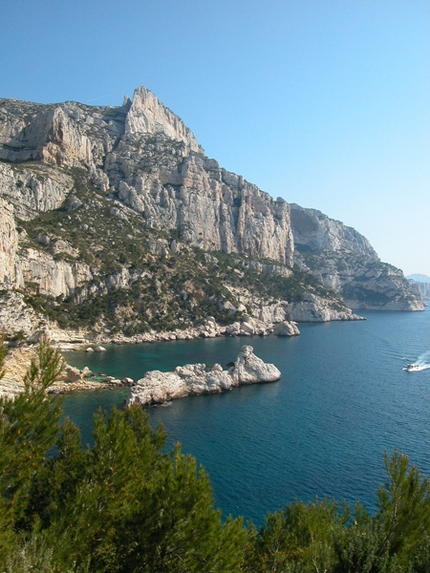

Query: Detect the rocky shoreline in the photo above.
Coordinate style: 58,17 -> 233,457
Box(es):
51,317 -> 298,394
1,338 -> 281,406
1,308 -> 364,399
0,344 -> 133,399
53,315 -> 301,349
50,318 -> 297,395
0,316 -> 293,399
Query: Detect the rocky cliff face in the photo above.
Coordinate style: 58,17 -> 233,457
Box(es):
0,89 -> 293,266
408,279 -> 430,301
0,87 -> 423,340
0,198 -> 19,287
290,203 -> 378,258
290,204 -> 424,311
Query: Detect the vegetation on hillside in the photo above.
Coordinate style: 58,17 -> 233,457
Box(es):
16,167 -> 348,336
295,249 -> 418,308
1,338 -> 430,572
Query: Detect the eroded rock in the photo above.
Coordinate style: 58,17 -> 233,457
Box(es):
126,345 -> 281,407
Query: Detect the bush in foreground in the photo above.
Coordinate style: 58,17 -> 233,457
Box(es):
1,338 -> 430,572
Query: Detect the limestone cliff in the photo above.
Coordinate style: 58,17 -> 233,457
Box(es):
408,279 -> 430,301
0,89 -> 294,266
0,198 -> 19,287
0,87 -> 423,340
290,204 -> 424,311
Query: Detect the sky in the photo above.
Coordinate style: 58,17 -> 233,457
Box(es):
1,1 -> 429,276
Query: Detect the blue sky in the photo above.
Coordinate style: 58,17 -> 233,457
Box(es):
1,1 -> 429,276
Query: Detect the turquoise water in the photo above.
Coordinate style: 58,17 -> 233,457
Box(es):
63,309 -> 430,526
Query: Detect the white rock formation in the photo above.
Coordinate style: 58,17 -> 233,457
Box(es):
127,345 -> 281,407
0,198 -> 19,287
290,203 -> 424,312
20,248 -> 92,298
273,321 -> 300,336
125,87 -> 203,154
230,344 -> 282,385
113,152 -> 294,266
0,291 -> 41,338
287,294 -> 363,322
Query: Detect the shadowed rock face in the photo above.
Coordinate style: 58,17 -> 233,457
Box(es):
290,204 -> 424,311
126,345 -> 281,407
290,203 -> 378,257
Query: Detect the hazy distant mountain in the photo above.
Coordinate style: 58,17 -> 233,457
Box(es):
407,274 -> 430,284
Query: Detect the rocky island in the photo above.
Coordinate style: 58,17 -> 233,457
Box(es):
126,345 -> 281,407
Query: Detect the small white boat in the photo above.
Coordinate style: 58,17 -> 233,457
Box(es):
404,363 -> 429,372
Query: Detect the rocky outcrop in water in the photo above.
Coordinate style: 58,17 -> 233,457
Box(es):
126,345 -> 281,407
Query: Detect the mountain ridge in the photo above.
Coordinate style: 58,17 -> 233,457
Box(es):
0,87 -> 423,342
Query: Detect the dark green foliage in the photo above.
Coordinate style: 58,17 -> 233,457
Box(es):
243,498 -> 351,572
375,450 -> 430,564
407,536 -> 430,573
2,337 -> 430,572
0,337 -> 246,572
35,407 -> 246,572
243,453 -> 430,573
0,337 -> 64,558
244,265 -> 340,304
332,506 -> 391,573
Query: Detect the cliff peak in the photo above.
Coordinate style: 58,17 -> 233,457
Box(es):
124,86 -> 203,153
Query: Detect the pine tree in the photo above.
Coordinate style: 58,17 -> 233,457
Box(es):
40,406 -> 246,572
0,336 -> 64,560
375,450 -> 430,563
332,503 -> 391,573
332,451 -> 430,573
243,498 -> 350,572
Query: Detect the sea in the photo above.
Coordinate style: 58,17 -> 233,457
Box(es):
63,308 -> 430,526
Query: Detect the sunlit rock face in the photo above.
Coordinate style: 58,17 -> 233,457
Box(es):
0,198 -> 19,288
124,86 -> 203,154
0,88 -> 295,266
0,86 -> 423,343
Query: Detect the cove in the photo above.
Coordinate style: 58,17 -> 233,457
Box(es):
63,309 -> 430,526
